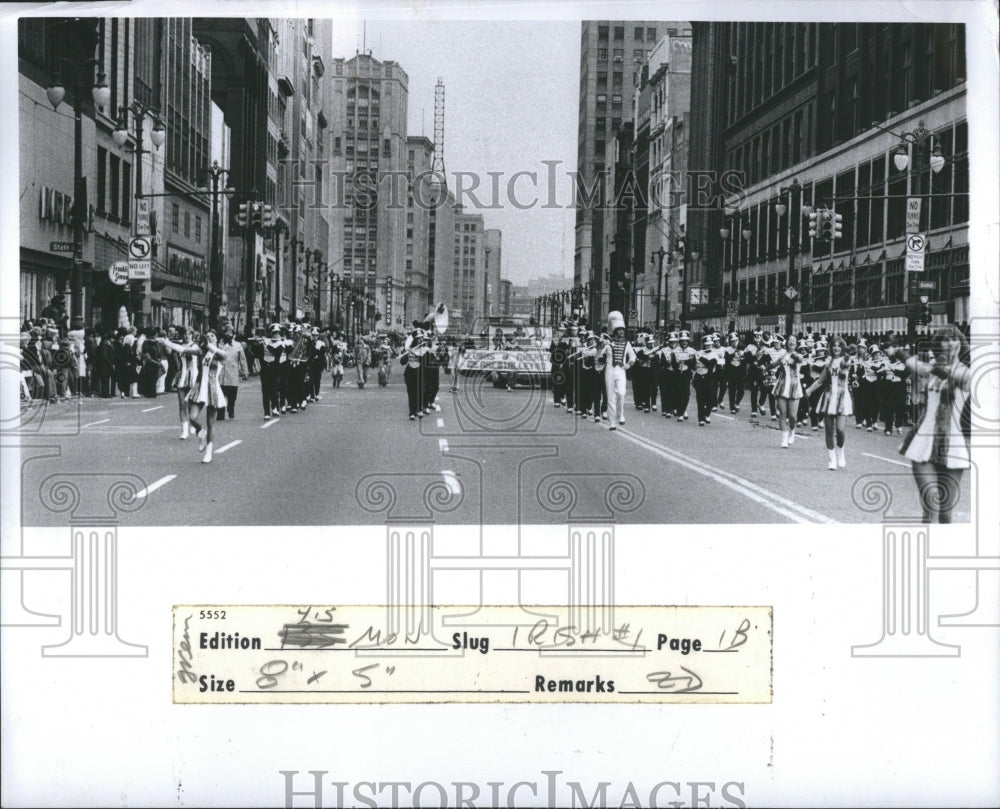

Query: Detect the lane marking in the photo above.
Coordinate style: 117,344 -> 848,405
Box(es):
863,452 -> 910,468
714,414 -> 735,420
618,428 -> 835,524
82,418 -> 110,428
438,438 -> 449,453
141,405 -> 164,413
436,418 -> 445,428
135,475 -> 176,499
215,440 -> 242,454
441,470 -> 461,495
261,418 -> 280,429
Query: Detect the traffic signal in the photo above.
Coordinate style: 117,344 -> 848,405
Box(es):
262,204 -> 275,229
832,211 -> 843,240
919,297 -> 932,326
819,210 -> 834,241
235,202 -> 249,228
807,210 -> 819,239
251,202 -> 263,229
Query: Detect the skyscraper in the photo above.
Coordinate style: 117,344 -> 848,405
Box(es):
575,20 -> 690,320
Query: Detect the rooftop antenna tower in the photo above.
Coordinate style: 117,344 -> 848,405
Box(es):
432,77 -> 446,186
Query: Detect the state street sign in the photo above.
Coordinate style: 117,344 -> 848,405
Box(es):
108,260 -> 129,286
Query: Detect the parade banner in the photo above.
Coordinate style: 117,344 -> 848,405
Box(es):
461,347 -> 552,377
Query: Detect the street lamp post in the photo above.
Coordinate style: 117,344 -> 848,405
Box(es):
312,250 -> 324,324
201,161 -> 232,331
46,57 -> 111,326
483,246 -> 491,323
113,100 -> 166,328
872,119 -> 945,347
773,178 -> 812,336
650,247 -> 668,329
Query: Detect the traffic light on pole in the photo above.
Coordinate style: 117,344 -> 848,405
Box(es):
819,210 -> 834,241
919,297 -> 932,326
235,202 -> 249,228
251,202 -> 263,229
807,209 -> 819,239
263,204 -> 274,229
832,211 -> 843,240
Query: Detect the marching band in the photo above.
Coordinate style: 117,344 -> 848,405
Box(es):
544,310 -> 949,473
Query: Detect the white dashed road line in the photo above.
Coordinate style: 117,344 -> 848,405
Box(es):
214,440 -> 242,454
141,405 -> 164,413
437,418 -> 445,428
438,438 -> 449,453
863,452 -> 910,468
82,418 -> 110,428
135,475 -> 177,499
261,419 -> 280,429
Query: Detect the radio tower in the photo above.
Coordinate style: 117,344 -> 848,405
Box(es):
432,78 -> 446,185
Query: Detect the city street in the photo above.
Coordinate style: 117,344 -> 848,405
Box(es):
19,373 -> 968,526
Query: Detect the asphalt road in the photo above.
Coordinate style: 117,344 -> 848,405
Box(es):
17,372 -> 971,526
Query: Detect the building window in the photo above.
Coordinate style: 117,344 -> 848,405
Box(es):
597,71 -> 607,88
614,26 -> 624,39
612,72 -> 622,88
634,27 -> 643,40
97,147 -> 107,213
598,48 -> 608,60
633,49 -> 644,61
171,203 -> 179,234
598,25 -> 608,39
195,216 -> 202,244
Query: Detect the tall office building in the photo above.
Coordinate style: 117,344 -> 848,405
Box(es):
483,228 -> 502,317
453,207 -> 485,333
328,53 -> 409,333
575,20 -> 690,320
688,22 -> 968,333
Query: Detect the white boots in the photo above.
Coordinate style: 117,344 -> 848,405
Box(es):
788,429 -> 796,445
780,431 -> 789,448
202,442 -> 213,463
837,446 -> 847,468
828,449 -> 837,470
180,420 -> 190,440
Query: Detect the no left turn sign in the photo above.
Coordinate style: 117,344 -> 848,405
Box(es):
129,236 -> 151,259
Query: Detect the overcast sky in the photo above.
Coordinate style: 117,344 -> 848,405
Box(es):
329,19 -> 580,288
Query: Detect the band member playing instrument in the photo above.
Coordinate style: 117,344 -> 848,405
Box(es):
771,334 -> 805,448
594,332 -> 609,420
743,329 -> 765,418
603,311 -> 635,430
549,324 -> 569,408
254,323 -> 286,419
722,332 -> 746,414
401,329 -> 428,420
806,336 -> 853,469
693,334 -> 720,425
657,332 -> 679,418
672,330 -> 696,421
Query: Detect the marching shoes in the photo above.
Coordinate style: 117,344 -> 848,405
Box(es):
788,430 -> 796,445
780,431 -> 789,448
837,446 -> 847,468
197,428 -> 207,452
202,442 -> 213,464
828,449 -> 838,470
180,420 -> 190,440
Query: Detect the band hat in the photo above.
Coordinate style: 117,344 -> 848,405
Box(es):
667,332 -> 679,342
678,330 -> 691,340
728,332 -> 740,342
771,335 -> 784,346
702,335 -> 714,348
607,310 -> 625,331
269,324 -> 282,333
